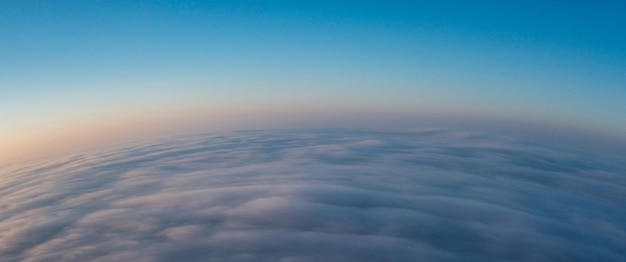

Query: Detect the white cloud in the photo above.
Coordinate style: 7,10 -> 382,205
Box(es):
1,129 -> 625,261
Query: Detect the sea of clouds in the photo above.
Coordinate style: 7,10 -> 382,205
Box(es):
1,128 -> 625,261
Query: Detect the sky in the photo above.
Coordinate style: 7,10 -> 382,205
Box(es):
1,0 -> 625,163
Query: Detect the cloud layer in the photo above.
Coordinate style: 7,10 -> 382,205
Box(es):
1,129 -> 625,261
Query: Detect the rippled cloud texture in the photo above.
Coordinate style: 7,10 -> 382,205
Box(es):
1,129 -> 625,261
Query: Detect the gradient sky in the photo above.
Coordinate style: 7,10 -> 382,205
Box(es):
1,0 -> 625,163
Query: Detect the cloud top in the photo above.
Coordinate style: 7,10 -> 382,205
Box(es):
1,129 -> 625,261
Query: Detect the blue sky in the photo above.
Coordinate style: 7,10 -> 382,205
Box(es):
1,0 -> 625,161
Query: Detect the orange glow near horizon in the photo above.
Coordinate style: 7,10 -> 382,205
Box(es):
0,103 -> 378,164
3,101 -> 626,166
